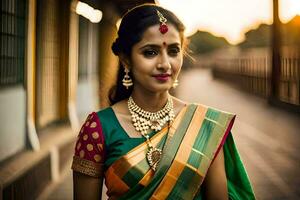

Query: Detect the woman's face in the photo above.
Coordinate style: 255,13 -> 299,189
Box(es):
128,23 -> 183,94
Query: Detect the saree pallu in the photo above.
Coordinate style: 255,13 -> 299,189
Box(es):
104,104 -> 256,200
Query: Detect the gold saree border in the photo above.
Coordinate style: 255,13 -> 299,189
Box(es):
105,165 -> 130,198
139,169 -> 155,186
150,105 -> 208,200
71,155 -> 103,178
108,126 -> 168,179
105,105 -> 188,189
103,128 -> 169,198
108,106 -> 188,177
151,105 -> 236,200
138,106 -> 188,187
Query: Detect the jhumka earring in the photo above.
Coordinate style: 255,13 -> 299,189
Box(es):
172,79 -> 179,88
122,68 -> 133,89
156,10 -> 168,34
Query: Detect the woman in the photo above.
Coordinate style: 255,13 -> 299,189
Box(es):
72,4 -> 255,200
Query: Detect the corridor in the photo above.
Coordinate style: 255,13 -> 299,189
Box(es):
44,68 -> 300,200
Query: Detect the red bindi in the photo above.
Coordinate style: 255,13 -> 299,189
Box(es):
163,42 -> 167,46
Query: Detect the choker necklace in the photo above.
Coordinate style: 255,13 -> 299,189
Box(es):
127,96 -> 175,171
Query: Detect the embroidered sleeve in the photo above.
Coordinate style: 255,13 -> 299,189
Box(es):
71,112 -> 105,178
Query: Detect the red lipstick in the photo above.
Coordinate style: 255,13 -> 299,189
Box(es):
153,74 -> 171,81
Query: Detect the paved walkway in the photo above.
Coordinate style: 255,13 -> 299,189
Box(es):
45,68 -> 300,200
177,68 -> 300,200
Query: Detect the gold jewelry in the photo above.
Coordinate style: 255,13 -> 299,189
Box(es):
172,79 -> 179,88
127,96 -> 174,171
157,10 -> 168,34
122,68 -> 133,89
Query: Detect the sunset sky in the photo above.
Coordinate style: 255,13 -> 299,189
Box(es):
156,0 -> 300,44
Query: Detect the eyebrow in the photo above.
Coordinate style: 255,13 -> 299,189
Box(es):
139,43 -> 181,50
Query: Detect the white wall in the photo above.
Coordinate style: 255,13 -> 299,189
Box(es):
76,77 -> 100,123
0,86 -> 26,161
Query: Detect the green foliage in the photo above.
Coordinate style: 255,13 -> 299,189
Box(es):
188,31 -> 230,55
239,15 -> 300,48
188,15 -> 300,53
239,24 -> 271,48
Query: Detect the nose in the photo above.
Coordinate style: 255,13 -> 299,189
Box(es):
157,51 -> 171,71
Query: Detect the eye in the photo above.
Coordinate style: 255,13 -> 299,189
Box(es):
143,49 -> 158,57
168,47 -> 180,57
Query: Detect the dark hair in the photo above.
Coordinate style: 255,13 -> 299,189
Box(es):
109,3 -> 186,105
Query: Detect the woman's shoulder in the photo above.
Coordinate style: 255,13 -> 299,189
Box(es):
92,104 -> 121,122
175,99 -> 236,123
189,103 -> 236,129
76,107 -> 115,134
92,101 -> 128,129
110,99 -> 128,114
196,103 -> 235,117
95,106 -> 113,116
177,98 -> 235,116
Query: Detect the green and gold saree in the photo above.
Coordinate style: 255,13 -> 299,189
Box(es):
72,103 -> 255,200
100,104 -> 255,199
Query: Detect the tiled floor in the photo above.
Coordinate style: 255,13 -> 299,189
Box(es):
46,68 -> 300,200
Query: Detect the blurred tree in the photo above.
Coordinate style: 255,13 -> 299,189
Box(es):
239,24 -> 271,48
187,16 -> 300,54
238,15 -> 300,48
188,30 -> 230,54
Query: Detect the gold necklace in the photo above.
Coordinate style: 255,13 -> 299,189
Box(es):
127,96 -> 174,171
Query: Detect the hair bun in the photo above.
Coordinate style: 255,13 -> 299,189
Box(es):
112,38 -> 121,56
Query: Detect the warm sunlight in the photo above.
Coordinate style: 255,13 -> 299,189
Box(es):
156,0 -> 272,44
279,0 -> 300,23
156,0 -> 300,44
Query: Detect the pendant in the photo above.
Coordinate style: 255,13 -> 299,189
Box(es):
146,147 -> 162,171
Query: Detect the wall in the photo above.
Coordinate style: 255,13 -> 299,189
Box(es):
0,86 -> 26,161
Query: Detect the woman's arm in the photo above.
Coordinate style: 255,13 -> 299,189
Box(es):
202,147 -> 228,200
73,171 -> 103,200
72,112 -> 106,200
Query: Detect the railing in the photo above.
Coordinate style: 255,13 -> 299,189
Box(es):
200,47 -> 300,106
279,47 -> 300,105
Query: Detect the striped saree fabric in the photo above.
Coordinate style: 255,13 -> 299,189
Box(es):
103,104 -> 255,200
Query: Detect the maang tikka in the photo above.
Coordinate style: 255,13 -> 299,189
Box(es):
156,10 -> 168,34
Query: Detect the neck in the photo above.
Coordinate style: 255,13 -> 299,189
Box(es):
131,87 -> 170,112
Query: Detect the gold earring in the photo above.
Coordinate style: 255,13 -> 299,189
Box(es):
122,68 -> 133,89
172,79 -> 179,88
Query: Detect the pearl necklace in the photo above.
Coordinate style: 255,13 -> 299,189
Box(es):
128,96 -> 175,134
127,96 -> 175,171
